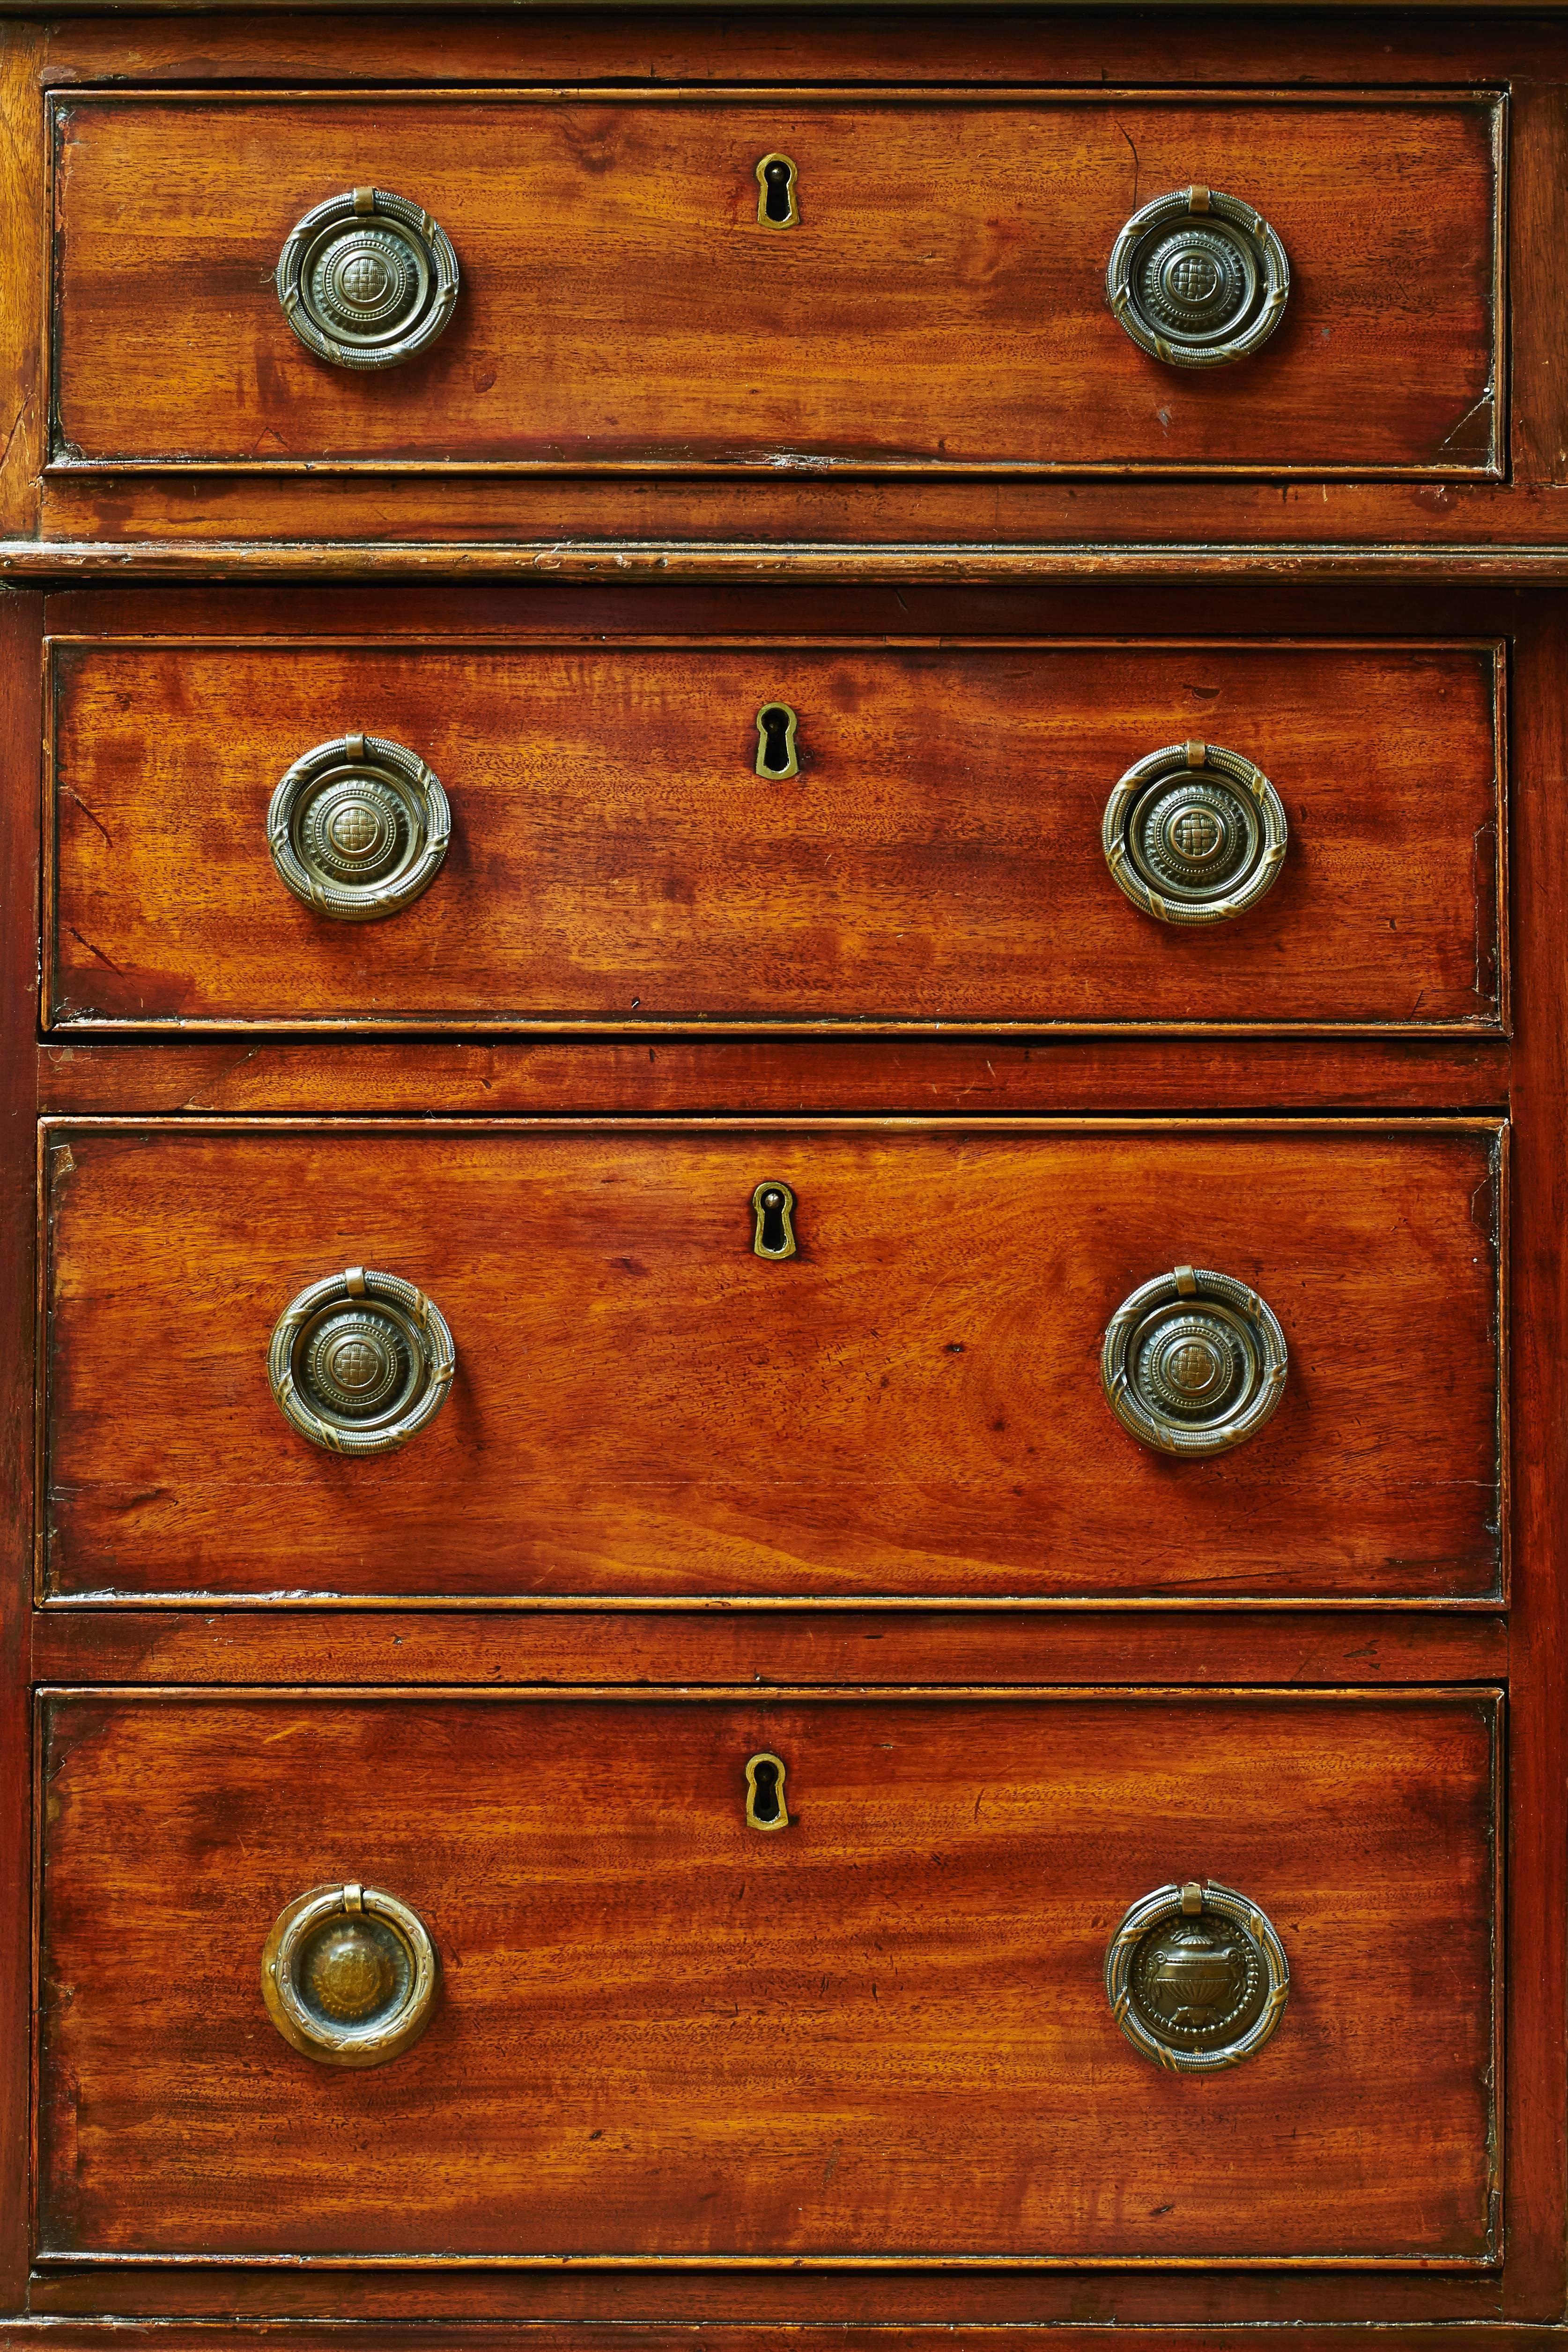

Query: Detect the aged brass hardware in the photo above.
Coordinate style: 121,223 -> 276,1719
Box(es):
752,1180 -> 798,1260
268,732 -> 451,922
754,703 -> 800,779
1101,1264 -> 1287,1458
1102,739 -> 1287,927
1104,1878 -> 1290,2072
276,185 -> 460,370
1106,185 -> 1289,368
755,154 -> 800,229
745,1752 -> 790,1830
268,1265 -> 457,1457
262,1881 -> 439,2068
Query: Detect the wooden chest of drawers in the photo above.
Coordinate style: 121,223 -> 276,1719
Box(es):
0,9 -> 1565,2352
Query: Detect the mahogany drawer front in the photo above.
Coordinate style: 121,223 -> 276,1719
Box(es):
42,1121 -> 1503,1606
48,638 -> 1504,1035
49,93 -> 1499,480
35,1689 -> 1499,2266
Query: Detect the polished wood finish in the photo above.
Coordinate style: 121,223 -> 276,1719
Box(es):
0,0 -> 1564,2318
0,572 -> 1560,2334
42,1120 -> 1504,1605
47,639 -> 1503,1033
34,1034 -> 1515,1117
6,11 -> 1567,555
36,1689 -> 1499,2263
22,1605 -> 1512,1687
0,593 -> 43,2316
4,2262 -> 1531,2328
50,94 -> 1498,479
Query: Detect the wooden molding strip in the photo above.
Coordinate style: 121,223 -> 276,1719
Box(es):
11,539 -> 1568,582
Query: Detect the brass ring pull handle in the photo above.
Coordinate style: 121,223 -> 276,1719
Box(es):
262,1881 -> 438,2068
276,186 -> 460,370
268,1266 -> 457,1457
1105,1878 -> 1290,2072
1102,740 -> 1287,927
1107,185 -> 1289,369
268,733 -> 451,923
1101,1264 -> 1287,1458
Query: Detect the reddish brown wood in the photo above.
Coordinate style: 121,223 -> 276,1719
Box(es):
11,2266 -> 1517,2326
1490,602 -> 1568,2315
49,94 -> 1499,478
47,638 -> 1503,1033
42,1120 -> 1505,1606
35,1689 -> 1499,2263
8,2328 -> 1563,2352
15,7 -> 1568,50
0,15 -> 1560,2329
0,592 -> 43,2310
26,1603 -> 1510,1689
37,517 -> 1568,565
9,572 -> 1549,638
34,1035 -> 1514,1117
0,25 -> 45,541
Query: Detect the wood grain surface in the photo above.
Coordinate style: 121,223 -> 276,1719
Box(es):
34,1034 -> 1515,1118
43,1122 -> 1503,1605
0,597 -> 43,2312
48,640 -> 1503,1032
23,1605 -> 1512,1688
35,1690 -> 1499,2263
49,95 -> 1498,476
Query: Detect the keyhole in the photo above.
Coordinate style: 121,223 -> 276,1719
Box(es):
752,1179 -> 798,1260
754,703 -> 799,779
745,1752 -> 790,1831
755,153 -> 800,230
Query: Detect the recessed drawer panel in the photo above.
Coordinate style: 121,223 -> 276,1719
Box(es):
49,93 -> 1500,477
42,1121 -> 1504,1605
47,640 -> 1504,1032
36,1689 -> 1500,2264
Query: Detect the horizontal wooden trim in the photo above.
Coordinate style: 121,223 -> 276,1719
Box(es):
47,81 -> 1509,103
5,2332 -> 1560,2352
41,1112 -> 1512,1132
12,2265 -> 1520,2325
35,1591 -> 1513,1612
6,2329 -> 1556,2352
42,464 -> 1508,484
44,1018 -> 1512,1039
26,1603 -> 1511,1686
33,1037 -> 1516,1119
35,1679 -> 1508,1701
26,2252 -> 1505,2271
7,541 -> 1568,582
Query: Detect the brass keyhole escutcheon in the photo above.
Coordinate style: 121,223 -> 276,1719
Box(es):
755,154 -> 800,229
752,1180 -> 798,1260
754,703 -> 799,779
745,1753 -> 790,1831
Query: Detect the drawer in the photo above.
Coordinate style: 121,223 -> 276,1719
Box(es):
49,92 -> 1500,479
35,1689 -> 1500,2265
42,1121 -> 1504,1605
47,638 -> 1505,1034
